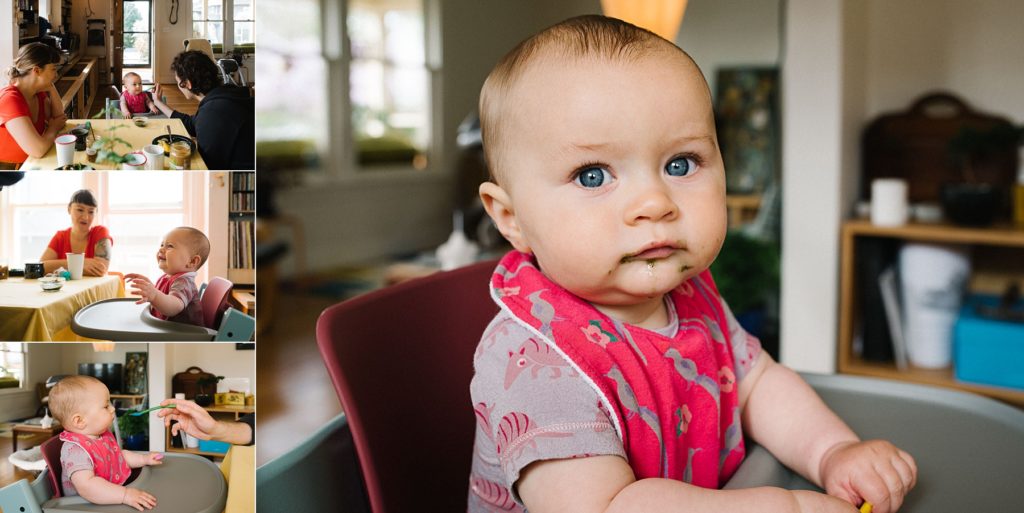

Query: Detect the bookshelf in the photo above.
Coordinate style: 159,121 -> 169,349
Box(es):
17,0 -> 40,41
228,172 -> 255,286
838,219 -> 1024,407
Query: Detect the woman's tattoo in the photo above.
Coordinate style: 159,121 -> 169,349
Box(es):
95,238 -> 112,261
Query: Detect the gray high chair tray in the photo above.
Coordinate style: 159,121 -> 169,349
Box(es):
72,298 -> 216,341
724,373 -> 1024,512
0,453 -> 226,513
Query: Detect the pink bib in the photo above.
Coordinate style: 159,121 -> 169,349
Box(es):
59,430 -> 130,485
490,251 -> 745,486
152,271 -> 189,320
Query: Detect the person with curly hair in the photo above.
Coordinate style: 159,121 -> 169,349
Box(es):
152,50 -> 254,170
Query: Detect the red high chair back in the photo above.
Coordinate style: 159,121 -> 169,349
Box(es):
201,277 -> 233,330
316,260 -> 498,513
40,436 -> 64,497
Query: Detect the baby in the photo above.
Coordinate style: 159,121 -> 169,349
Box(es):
120,72 -> 158,119
468,15 -> 917,513
49,375 -> 162,511
125,226 -> 210,326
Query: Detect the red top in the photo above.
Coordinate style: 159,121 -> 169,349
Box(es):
0,84 -> 47,164
46,225 -> 114,259
122,91 -> 150,114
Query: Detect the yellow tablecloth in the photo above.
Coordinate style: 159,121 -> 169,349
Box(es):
221,445 -> 255,513
21,119 -> 209,170
0,275 -> 120,341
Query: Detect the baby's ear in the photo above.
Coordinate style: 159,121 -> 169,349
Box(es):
479,182 -> 530,253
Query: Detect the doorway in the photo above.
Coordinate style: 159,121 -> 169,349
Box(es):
123,0 -> 153,83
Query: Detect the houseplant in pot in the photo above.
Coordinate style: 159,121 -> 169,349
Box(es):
944,124 -> 1022,226
195,375 -> 224,406
117,412 -> 148,450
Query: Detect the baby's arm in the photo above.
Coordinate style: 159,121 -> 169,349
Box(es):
119,97 -> 132,119
69,469 -> 157,511
518,454 -> 853,513
146,96 -> 159,113
740,352 -> 917,513
124,273 -> 187,317
123,450 -> 164,468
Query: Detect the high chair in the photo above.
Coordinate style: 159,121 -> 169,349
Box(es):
0,435 -> 227,513
256,258 -> 1024,513
69,277 -> 255,341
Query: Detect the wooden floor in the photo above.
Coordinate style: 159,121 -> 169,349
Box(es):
255,287 -> 343,467
0,431 -> 52,489
86,83 -> 199,118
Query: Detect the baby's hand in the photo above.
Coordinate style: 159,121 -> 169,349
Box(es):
144,452 -> 164,466
122,487 -> 157,511
819,440 -> 917,513
125,273 -> 156,304
123,111 -> 132,119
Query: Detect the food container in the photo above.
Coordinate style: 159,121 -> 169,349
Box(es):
39,275 -> 66,291
169,141 -> 192,170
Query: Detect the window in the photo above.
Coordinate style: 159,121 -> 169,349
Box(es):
256,0 -> 439,174
123,0 -> 152,67
193,0 -> 254,53
0,173 -> 209,284
0,343 -> 26,390
193,0 -> 224,47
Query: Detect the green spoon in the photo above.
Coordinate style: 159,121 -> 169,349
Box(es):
129,404 -> 176,416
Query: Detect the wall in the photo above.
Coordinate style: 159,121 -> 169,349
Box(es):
2,2 -> 17,76
169,343 -> 256,391
152,0 -> 192,83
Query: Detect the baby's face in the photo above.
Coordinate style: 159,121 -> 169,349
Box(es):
157,229 -> 197,274
124,76 -> 143,95
494,50 -> 727,315
74,381 -> 116,437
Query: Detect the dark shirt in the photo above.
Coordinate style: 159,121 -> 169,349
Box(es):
171,85 -> 254,170
239,413 -> 255,446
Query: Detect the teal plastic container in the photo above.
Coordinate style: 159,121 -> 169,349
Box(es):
198,439 -> 230,454
953,295 -> 1024,390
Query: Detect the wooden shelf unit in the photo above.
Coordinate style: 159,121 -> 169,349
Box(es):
164,405 -> 254,458
838,219 -> 1024,407
228,172 -> 255,287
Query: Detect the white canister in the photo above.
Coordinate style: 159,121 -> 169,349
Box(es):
899,243 -> 970,368
142,145 -> 165,170
871,178 -> 909,227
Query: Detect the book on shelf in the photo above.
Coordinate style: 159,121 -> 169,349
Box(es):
879,265 -> 909,371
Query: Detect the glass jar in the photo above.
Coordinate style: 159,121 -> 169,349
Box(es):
168,142 -> 192,170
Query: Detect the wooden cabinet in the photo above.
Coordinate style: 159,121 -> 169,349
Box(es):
227,172 -> 256,287
838,219 -> 1024,407
164,405 -> 254,458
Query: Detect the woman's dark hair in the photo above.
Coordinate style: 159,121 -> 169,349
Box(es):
6,42 -> 61,82
69,189 -> 98,208
170,51 -> 221,95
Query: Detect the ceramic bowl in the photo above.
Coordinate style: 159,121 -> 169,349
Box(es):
39,275 -> 66,292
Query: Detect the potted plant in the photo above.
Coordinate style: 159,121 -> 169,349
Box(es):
945,124 -> 1023,226
89,107 -> 136,166
195,375 -> 224,407
117,412 -> 148,450
710,229 -> 780,342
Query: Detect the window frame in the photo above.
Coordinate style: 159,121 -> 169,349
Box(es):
333,0 -> 442,179
0,343 -> 27,394
193,0 -> 255,54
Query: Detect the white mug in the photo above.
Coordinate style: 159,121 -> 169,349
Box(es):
55,134 -> 77,167
142,144 -> 164,170
871,178 -> 909,227
66,253 -> 85,280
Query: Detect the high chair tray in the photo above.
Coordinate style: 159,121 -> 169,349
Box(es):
72,298 -> 217,341
42,453 -> 226,513
724,373 -> 1024,512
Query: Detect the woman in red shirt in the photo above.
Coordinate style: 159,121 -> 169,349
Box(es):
40,189 -> 113,276
0,43 -> 67,168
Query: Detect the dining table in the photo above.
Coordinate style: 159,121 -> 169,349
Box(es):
20,119 -> 209,170
0,274 -> 121,341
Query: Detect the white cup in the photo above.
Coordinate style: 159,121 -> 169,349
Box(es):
66,253 -> 84,280
174,393 -> 185,400
182,432 -> 200,448
871,178 -> 909,227
55,134 -> 77,167
143,144 -> 164,170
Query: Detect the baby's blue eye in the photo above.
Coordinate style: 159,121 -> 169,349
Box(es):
575,167 -> 611,188
665,157 -> 695,177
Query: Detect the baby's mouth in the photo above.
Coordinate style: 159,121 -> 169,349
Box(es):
621,243 -> 682,263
